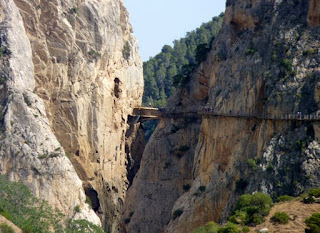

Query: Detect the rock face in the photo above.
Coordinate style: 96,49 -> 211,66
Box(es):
0,0 -> 100,225
0,0 -> 143,231
308,0 -> 320,26
123,0 -> 320,233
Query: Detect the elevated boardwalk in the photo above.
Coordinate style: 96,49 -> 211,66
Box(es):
128,107 -> 320,124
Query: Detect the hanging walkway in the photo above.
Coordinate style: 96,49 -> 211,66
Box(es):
128,107 -> 320,123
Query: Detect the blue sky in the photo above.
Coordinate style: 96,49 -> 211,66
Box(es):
123,0 -> 226,61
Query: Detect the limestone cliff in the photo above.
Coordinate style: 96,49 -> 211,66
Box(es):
0,0 -> 143,231
123,0 -> 320,233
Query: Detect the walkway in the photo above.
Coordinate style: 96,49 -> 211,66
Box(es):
129,107 -> 320,123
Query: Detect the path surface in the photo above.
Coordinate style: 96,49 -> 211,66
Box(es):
131,107 -> 320,122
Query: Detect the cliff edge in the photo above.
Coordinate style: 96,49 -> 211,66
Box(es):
0,0 -> 144,231
123,0 -> 320,232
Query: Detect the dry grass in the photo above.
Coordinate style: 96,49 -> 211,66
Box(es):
250,200 -> 320,233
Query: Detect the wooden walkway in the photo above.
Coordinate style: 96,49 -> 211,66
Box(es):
129,107 -> 320,123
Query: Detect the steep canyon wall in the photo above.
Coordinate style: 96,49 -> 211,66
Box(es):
0,0 -> 144,231
123,0 -> 320,232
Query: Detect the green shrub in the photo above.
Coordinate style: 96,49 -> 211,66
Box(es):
74,205 -> 80,213
303,196 -> 316,204
88,49 -> 101,60
0,223 -> 15,233
0,175 -> 63,232
303,49 -> 317,56
85,196 -> 92,208
172,64 -> 196,87
242,226 -> 250,233
0,76 -> 6,84
231,193 -> 272,226
266,164 -> 274,173
245,44 -> 256,56
69,7 -> 78,14
0,175 -> 103,233
0,209 -> 12,221
229,210 -> 248,225
123,41 -> 131,61
0,48 -> 5,57
247,159 -> 258,171
22,225 -> 33,233
305,213 -> 320,233
0,47 -> 11,58
218,222 -> 240,233
280,59 -> 293,72
191,221 -> 221,233
195,43 -> 210,64
66,219 -> 104,233
300,192 -> 309,199
309,188 -> 320,197
252,213 -> 264,225
271,212 -> 289,224
276,195 -> 294,202
183,184 -> 191,191
191,222 -> 241,233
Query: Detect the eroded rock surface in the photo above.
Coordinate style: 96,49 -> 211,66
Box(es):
0,0 -> 143,231
123,0 -> 320,233
0,0 -> 100,225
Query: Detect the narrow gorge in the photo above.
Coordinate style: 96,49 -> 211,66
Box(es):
0,0 -> 320,233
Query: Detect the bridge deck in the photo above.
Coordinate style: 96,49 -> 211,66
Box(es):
130,107 -> 320,123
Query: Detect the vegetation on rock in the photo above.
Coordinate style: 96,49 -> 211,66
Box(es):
143,13 -> 224,108
191,221 -> 242,233
0,223 -> 15,233
0,175 -> 103,233
142,14 -> 223,140
229,193 -> 273,226
276,195 -> 294,203
270,212 -> 289,224
305,213 -> 320,233
66,219 -> 105,233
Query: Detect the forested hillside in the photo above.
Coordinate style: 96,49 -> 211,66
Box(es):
143,13 -> 224,107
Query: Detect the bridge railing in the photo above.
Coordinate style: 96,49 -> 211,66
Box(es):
132,107 -> 320,121
198,107 -> 320,121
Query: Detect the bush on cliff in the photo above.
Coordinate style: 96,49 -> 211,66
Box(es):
305,213 -> 320,233
229,193 -> 272,226
271,212 -> 290,224
276,195 -> 294,202
0,175 -> 104,233
0,223 -> 15,233
191,221 -> 241,233
309,188 -> 320,198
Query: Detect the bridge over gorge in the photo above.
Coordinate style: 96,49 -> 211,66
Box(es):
128,107 -> 320,124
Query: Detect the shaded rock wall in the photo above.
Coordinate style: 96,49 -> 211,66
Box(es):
123,0 -> 320,232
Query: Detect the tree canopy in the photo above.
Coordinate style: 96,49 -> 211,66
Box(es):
143,13 -> 224,107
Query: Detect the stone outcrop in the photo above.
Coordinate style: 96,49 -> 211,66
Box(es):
123,0 -> 320,232
0,0 -> 143,231
0,0 -> 100,225
308,0 -> 320,27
